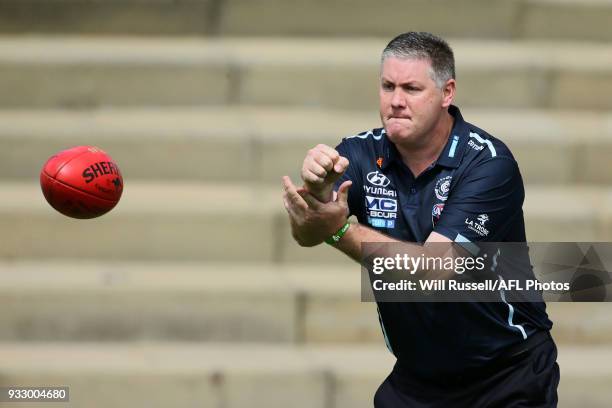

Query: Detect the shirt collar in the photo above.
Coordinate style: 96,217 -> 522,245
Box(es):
381,105 -> 468,171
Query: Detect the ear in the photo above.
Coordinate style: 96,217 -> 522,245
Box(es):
441,78 -> 456,108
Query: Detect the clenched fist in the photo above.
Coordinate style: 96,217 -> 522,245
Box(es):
301,144 -> 350,202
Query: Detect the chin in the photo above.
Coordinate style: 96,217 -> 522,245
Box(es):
385,126 -> 416,142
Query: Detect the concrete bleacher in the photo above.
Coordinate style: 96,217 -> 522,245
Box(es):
1,0 -> 611,407
1,182 -> 611,263
1,0 -> 612,41
1,37 -> 611,110
2,107 -> 612,184
1,343 -> 611,408
1,261 -> 612,345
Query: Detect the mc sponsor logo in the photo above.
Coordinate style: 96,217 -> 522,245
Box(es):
366,196 -> 397,212
366,196 -> 397,219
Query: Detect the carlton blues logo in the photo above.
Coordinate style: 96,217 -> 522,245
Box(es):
434,176 -> 452,201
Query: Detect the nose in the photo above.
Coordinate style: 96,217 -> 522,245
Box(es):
390,88 -> 406,109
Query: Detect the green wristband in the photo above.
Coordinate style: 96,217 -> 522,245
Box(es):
325,222 -> 350,245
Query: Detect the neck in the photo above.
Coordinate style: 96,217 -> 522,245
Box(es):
396,110 -> 454,177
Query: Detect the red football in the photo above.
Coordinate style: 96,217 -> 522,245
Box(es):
40,146 -> 124,219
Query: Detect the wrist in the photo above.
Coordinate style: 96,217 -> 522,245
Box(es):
325,221 -> 351,245
305,183 -> 334,203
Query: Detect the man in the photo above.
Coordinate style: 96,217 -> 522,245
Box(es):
282,32 -> 559,407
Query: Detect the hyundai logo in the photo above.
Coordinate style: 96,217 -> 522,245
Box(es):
366,171 -> 391,187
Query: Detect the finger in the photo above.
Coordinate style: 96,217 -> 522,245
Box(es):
333,156 -> 350,174
297,189 -> 322,210
302,169 -> 326,185
323,158 -> 349,186
282,192 -> 290,211
282,176 -> 308,211
304,158 -> 328,179
282,187 -> 296,216
314,144 -> 340,164
313,153 -> 334,172
336,180 -> 352,206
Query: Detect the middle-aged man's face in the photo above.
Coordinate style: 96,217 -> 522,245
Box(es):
379,56 -> 450,147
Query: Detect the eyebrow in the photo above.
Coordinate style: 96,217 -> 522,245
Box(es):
381,78 -> 423,87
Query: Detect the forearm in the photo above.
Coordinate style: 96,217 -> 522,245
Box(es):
332,222 -> 401,262
332,224 -> 463,280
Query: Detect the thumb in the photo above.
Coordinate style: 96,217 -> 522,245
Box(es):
297,188 -> 322,210
333,156 -> 350,174
336,180 -> 352,205
326,156 -> 350,185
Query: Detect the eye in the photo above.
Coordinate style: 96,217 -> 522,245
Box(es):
381,82 -> 394,91
403,85 -> 421,93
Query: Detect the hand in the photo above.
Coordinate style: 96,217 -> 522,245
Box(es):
282,175 -> 352,247
301,144 -> 350,203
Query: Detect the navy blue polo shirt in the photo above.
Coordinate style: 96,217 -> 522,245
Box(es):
334,105 -> 553,381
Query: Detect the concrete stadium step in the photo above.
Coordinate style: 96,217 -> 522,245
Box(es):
2,107 -> 612,185
0,261 -> 611,346
0,342 -> 610,408
0,37 -> 611,110
0,261 -> 375,343
0,107 -> 379,184
0,342 -> 394,408
0,182 -> 285,262
2,182 -> 612,262
0,0 -> 222,36
1,0 -> 612,42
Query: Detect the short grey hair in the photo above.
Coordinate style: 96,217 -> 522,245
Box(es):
381,32 -> 455,89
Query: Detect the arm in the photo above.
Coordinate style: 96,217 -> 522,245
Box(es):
284,172 -> 461,279
332,157 -> 525,264
334,224 -> 452,262
284,143 -> 460,269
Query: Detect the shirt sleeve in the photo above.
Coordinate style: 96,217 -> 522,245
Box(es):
433,157 -> 524,243
333,139 -> 363,217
